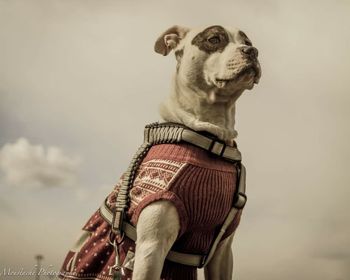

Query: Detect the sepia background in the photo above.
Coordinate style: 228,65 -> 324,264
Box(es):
1,0 -> 349,279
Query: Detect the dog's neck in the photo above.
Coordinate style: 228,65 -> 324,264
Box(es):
160,74 -> 243,145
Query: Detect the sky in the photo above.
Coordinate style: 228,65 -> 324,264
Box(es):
0,0 -> 350,279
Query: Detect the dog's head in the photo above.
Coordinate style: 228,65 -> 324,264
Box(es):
155,25 -> 261,102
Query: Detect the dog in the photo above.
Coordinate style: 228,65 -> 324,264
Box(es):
134,25 -> 260,280
59,25 -> 260,280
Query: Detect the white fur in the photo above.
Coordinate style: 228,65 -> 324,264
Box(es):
133,201 -> 179,280
132,25 -> 260,280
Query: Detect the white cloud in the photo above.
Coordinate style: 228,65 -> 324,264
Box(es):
0,138 -> 81,188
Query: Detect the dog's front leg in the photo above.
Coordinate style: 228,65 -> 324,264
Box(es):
204,233 -> 235,280
132,200 -> 180,280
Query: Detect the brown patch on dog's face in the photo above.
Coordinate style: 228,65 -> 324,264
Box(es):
191,25 -> 229,54
175,25 -> 261,99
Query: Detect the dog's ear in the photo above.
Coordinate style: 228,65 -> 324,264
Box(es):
154,25 -> 190,56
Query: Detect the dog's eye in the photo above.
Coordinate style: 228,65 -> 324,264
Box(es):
208,36 -> 221,44
244,40 -> 252,46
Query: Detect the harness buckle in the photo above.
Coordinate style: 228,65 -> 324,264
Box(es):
233,192 -> 247,209
208,140 -> 226,157
111,209 -> 125,235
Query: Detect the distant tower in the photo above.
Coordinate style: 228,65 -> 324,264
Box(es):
35,254 -> 44,280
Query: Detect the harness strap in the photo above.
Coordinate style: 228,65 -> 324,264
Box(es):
144,122 -> 242,162
105,122 -> 247,268
202,164 -> 246,267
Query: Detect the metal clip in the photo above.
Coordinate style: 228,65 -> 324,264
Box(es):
109,240 -> 125,280
233,192 -> 247,209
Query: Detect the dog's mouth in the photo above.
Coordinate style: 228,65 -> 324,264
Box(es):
214,64 -> 260,89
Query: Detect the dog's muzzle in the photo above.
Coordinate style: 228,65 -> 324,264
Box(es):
213,47 -> 261,88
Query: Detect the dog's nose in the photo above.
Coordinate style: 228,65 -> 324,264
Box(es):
240,46 -> 258,58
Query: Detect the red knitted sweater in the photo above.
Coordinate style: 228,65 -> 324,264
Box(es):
59,143 -> 241,280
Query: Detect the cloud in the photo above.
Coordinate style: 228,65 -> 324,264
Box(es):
0,138 -> 81,188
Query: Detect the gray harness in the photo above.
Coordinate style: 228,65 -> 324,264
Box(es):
99,122 -> 247,277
